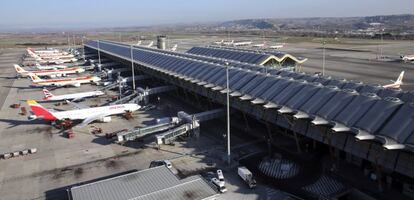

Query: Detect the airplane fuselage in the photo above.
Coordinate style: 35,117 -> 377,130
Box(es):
50,104 -> 139,121
45,91 -> 104,101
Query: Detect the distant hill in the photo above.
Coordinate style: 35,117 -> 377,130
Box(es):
215,14 -> 414,34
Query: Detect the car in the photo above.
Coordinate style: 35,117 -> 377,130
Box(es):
211,177 -> 227,193
149,160 -> 172,169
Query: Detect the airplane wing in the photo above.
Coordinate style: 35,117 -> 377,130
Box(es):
71,97 -> 84,102
78,113 -> 107,127
65,100 -> 90,109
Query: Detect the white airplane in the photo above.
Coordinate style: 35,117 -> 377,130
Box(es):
36,57 -> 78,64
28,73 -> 101,87
27,100 -> 140,127
26,48 -> 61,57
213,40 -> 224,45
171,44 -> 178,51
29,52 -> 77,64
253,43 -> 266,48
35,63 -> 67,70
27,48 -> 60,55
147,41 -> 154,48
42,88 -> 105,101
38,54 -> 75,59
401,55 -> 414,62
233,41 -> 252,46
136,40 -> 142,46
14,64 -> 84,78
27,49 -> 72,60
383,71 -> 405,89
268,44 -> 284,49
223,40 -> 234,46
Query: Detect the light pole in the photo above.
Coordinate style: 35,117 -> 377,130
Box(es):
380,28 -> 384,59
81,36 -> 85,60
130,44 -> 136,90
322,40 -> 326,76
97,40 -> 101,65
225,62 -> 231,166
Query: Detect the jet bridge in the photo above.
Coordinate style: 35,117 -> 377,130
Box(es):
132,85 -> 176,104
115,109 -> 224,144
109,90 -> 138,105
99,62 -> 121,68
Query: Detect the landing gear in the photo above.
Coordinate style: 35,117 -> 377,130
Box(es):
124,111 -> 133,120
55,119 -> 73,130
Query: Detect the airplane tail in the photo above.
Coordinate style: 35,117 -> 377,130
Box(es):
27,100 -> 57,121
42,89 -> 54,100
13,64 -> 27,73
26,48 -> 34,54
171,44 -> 178,51
28,73 -> 43,82
396,71 -> 405,84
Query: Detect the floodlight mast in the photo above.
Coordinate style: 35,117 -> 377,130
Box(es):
225,62 -> 231,166
130,44 -> 136,90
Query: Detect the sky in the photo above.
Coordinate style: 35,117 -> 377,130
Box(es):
1,0 -> 414,31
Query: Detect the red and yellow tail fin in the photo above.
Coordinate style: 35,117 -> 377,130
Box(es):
42,89 -> 54,100
27,100 -> 57,121
28,73 -> 42,82
14,64 -> 26,73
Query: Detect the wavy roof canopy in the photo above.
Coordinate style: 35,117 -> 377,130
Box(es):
187,46 -> 307,65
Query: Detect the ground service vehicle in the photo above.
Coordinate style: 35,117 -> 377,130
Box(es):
238,166 -> 257,188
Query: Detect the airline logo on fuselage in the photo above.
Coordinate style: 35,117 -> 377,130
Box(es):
109,105 -> 125,110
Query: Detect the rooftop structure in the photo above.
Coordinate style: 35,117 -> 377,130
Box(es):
70,166 -> 218,200
187,46 -> 307,68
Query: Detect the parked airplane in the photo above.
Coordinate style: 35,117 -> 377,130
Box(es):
14,64 -> 84,78
28,73 -> 101,87
213,40 -> 224,45
253,43 -> 265,48
27,49 -> 71,60
42,88 -> 105,101
383,71 -> 405,89
223,40 -> 234,46
30,52 -> 77,64
27,48 -> 60,55
233,41 -> 252,46
136,40 -> 142,46
37,57 -> 78,64
38,54 -> 75,59
35,63 -> 67,70
27,100 -> 140,127
171,44 -> 178,51
268,44 -> 284,49
401,55 -> 414,62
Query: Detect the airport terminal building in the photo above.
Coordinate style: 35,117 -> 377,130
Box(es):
83,40 -> 414,199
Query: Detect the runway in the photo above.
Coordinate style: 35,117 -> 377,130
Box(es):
284,43 -> 414,91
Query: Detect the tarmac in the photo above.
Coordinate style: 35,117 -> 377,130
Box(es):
0,48 -> 287,200
1,37 -> 412,200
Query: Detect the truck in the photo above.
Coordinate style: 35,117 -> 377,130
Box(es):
238,166 -> 256,188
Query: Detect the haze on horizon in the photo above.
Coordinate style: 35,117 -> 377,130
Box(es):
1,0 -> 414,31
